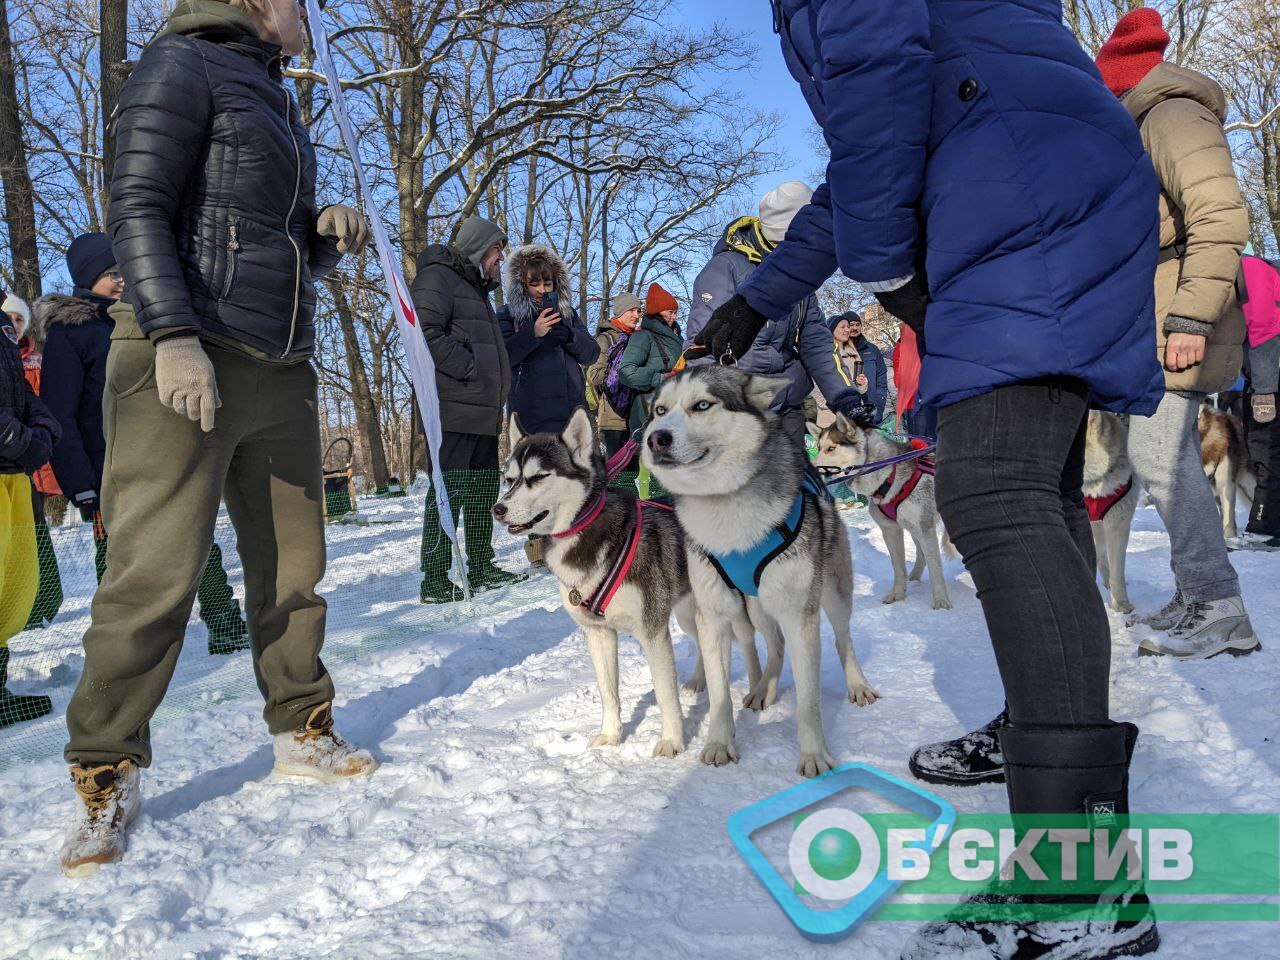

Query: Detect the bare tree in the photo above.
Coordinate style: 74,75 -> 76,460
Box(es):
0,0 -> 40,297
99,0 -> 128,184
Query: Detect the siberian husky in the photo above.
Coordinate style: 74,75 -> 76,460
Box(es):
1084,411 -> 1140,614
642,367 -> 879,778
810,415 -> 952,610
1198,403 -> 1255,539
493,408 -> 770,757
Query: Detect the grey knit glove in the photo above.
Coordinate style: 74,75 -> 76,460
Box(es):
316,204 -> 370,255
155,336 -> 221,432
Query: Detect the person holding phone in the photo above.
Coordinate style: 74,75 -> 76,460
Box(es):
497,244 -> 599,435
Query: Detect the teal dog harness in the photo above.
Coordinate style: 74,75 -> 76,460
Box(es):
706,471 -> 830,597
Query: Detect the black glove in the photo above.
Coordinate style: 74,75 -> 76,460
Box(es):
873,272 -> 930,338
838,397 -> 878,428
73,492 -> 100,523
549,318 -> 573,344
17,426 -> 53,474
692,293 -> 767,364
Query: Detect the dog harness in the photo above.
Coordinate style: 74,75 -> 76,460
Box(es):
552,492 -> 672,616
705,472 -> 830,597
872,446 -> 937,522
1084,478 -> 1133,523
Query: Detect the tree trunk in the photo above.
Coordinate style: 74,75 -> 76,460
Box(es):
99,0 -> 129,196
326,277 -> 392,488
0,0 -> 41,300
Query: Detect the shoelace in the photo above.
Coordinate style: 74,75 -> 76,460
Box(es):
1173,602 -> 1210,631
71,766 -> 118,816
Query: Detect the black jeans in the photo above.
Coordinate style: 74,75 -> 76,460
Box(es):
1246,405 -> 1280,537
935,377 -> 1109,727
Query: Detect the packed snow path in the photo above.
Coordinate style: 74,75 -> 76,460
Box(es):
1,500 -> 1276,958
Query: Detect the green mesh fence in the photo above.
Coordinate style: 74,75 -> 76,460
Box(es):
0,469 -> 573,771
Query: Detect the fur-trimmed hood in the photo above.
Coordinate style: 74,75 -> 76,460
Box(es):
35,293 -> 112,332
502,244 -> 572,322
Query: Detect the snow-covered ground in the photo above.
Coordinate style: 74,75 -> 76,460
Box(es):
1,494 -> 1276,958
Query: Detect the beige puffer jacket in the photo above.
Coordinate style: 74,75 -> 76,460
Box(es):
1123,63 -> 1248,393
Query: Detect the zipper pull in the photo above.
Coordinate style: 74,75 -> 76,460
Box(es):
228,222 -> 241,251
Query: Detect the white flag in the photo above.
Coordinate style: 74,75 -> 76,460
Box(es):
304,0 -> 466,593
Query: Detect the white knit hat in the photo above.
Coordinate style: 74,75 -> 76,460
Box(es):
759,180 -> 814,244
2,293 -> 31,327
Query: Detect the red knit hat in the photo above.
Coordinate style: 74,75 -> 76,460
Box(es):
1095,8 -> 1170,96
645,282 -> 677,314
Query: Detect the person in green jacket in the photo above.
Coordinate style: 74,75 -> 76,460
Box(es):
619,283 -> 684,436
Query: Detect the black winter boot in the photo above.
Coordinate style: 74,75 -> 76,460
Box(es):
0,646 -> 53,728
901,722 -> 1158,960
908,706 -> 1009,785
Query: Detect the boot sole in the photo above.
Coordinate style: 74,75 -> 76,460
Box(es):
273,757 -> 381,784
1138,636 -> 1262,660
1066,921 -> 1160,960
908,756 -> 1005,786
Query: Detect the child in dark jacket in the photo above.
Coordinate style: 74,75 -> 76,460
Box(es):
497,245 -> 599,435
1,301 -> 61,726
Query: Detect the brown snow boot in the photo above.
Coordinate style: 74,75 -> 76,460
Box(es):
59,759 -> 141,878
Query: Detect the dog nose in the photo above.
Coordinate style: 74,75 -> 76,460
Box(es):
648,429 -> 673,453
492,502 -> 507,519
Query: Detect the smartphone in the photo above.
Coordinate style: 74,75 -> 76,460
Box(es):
542,290 -> 560,314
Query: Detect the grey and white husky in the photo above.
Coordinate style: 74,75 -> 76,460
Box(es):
1083,411 -> 1140,614
493,408 -> 766,757
811,415 -> 952,610
642,367 -> 879,778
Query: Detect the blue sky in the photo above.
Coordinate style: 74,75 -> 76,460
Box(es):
676,0 -> 819,202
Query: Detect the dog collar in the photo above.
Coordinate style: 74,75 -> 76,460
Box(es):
552,492 -> 607,539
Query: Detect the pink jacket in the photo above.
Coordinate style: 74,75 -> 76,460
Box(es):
1241,256 -> 1280,348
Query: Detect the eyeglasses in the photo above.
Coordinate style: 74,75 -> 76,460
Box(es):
102,270 -> 124,283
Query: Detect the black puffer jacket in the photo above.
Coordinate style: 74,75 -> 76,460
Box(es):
412,244 -> 511,436
1,318 -> 60,477
106,0 -> 342,363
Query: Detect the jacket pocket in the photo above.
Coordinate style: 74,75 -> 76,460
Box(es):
221,218 -> 241,300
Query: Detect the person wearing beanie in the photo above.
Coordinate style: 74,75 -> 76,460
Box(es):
412,214 -> 517,602
686,184 -> 867,448
586,291 -> 643,462
691,3 -> 1167,957
60,0 -> 377,877
619,283 -> 685,436
1092,8 -> 1256,660
0,289 -> 61,728
3,293 -> 64,630
812,312 -> 887,430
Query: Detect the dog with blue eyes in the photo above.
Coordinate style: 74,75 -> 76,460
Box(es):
642,366 -> 879,779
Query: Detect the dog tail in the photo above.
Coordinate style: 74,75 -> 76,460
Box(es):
941,529 -> 960,561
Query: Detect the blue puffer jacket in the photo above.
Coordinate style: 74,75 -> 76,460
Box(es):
738,0 -> 1163,415
687,218 -> 861,415
497,245 -> 600,435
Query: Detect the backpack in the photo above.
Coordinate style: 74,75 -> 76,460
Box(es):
603,333 -> 635,416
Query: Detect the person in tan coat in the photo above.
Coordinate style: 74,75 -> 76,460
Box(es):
1096,8 -> 1257,660
586,291 -> 642,462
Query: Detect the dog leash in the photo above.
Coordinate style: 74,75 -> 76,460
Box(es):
818,441 -> 937,487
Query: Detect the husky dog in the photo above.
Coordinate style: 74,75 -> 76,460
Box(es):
493,408 -> 767,757
1083,411 -> 1140,614
1198,403 -> 1255,539
811,415 -> 951,609
642,366 -> 879,778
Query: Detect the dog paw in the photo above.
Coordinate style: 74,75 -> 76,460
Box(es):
681,677 -> 706,695
933,596 -> 953,610
742,680 -> 779,712
848,684 -> 881,707
797,752 -> 837,779
908,569 -> 924,583
590,733 -> 620,748
700,741 -> 739,767
881,590 -> 906,605
652,739 -> 685,759
1112,600 -> 1134,615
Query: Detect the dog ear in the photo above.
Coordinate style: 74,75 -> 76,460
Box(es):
834,412 -> 854,436
508,412 -> 527,451
743,374 -> 790,412
805,420 -> 821,440
561,406 -> 595,463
